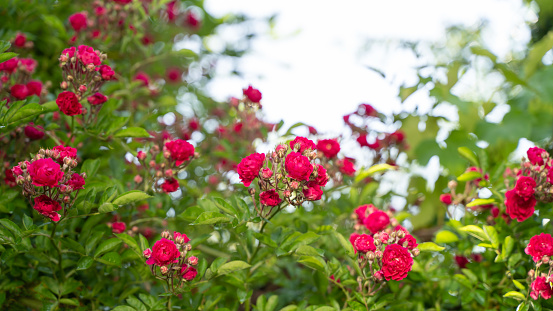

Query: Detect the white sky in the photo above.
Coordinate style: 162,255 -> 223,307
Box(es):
204,0 -> 532,135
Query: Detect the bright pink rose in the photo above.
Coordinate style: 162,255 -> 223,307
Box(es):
173,232 -> 190,244
185,11 -> 200,28
381,244 -> 413,281
527,147 -> 548,166
354,204 -> 369,223
61,47 -> 76,58
56,91 -> 82,116
308,126 -> 317,135
289,137 -> 316,153
337,158 -> 356,176
358,103 -> 378,117
28,158 -> 64,187
525,233 -> 553,262
388,131 -> 405,144
314,164 -> 329,187
353,234 -> 376,254
515,176 -> 536,198
363,210 -> 390,234
161,178 -> 179,193
69,12 -> 88,32
94,6 -> 107,16
53,145 -> 77,164
0,58 -> 19,73
165,139 -> 195,166
145,238 -> 181,266
531,276 -> 553,300
303,183 -> 323,201
181,265 -> 198,281
285,152 -> 313,181
349,233 -> 361,253
66,173 -> 85,190
87,93 -> 107,105
237,153 -> 265,187
440,194 -> 452,205
77,45 -> 100,66
242,85 -> 262,103
260,189 -> 282,206
26,81 -> 43,96
19,58 -> 37,73
398,234 -> 418,250
112,222 -> 126,234
98,65 -> 115,80
166,1 -> 178,21
166,68 -> 181,82
317,139 -> 340,158
24,123 -> 44,140
134,72 -> 150,86
13,33 -> 26,47
10,84 -> 29,100
505,188 -> 536,222
33,195 -> 62,222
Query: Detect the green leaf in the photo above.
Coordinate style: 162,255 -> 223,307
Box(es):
456,171 -> 482,182
458,147 -> 479,167
138,234 -> 149,252
483,226 -> 499,248
0,52 -> 17,63
470,46 -> 498,63
173,48 -> 198,58
332,230 -> 355,257
81,159 -> 100,176
354,164 -> 397,182
59,299 -> 79,307
212,197 -> 238,218
76,256 -> 94,270
114,127 -> 151,138
96,252 -> 122,267
466,198 -> 496,208
193,212 -> 232,225
502,236 -> 515,259
265,295 -> 279,311
458,225 -> 487,241
98,203 -> 118,213
126,296 -> 147,311
525,31 -> 553,78
112,306 -> 136,311
94,238 -> 122,258
22,214 -> 34,230
513,279 -> 526,291
295,245 -> 323,257
61,238 -> 86,254
298,256 -> 326,272
114,233 -> 141,256
0,41 -> 10,53
217,261 -> 251,275
5,101 -> 57,126
112,190 -> 151,205
0,219 -> 22,236
454,274 -> 472,288
417,242 -> 445,252
435,230 -> 459,244
253,232 -> 278,248
503,291 -> 526,300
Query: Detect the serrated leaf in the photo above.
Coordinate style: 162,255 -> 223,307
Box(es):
192,212 -> 232,225
458,147 -> 479,167
483,225 -> 499,248
114,233 -> 141,255
417,242 -> 445,252
59,298 -> 79,306
457,171 -> 482,182
503,291 -> 526,300
114,127 -> 150,138
298,255 -> 326,272
466,198 -> 496,208
458,225 -> 487,241
332,230 -> 355,257
252,232 -> 277,248
126,296 -> 147,311
435,230 -> 459,243
96,251 -> 122,267
22,214 -> 33,230
217,261 -> 251,275
0,52 -> 17,63
98,203 -> 118,213
94,238 -> 122,258
112,306 -> 136,311
77,256 -> 94,270
81,159 -> 100,176
138,234 -> 149,252
295,245 -> 323,257
112,190 -> 151,205
513,279 -> 526,291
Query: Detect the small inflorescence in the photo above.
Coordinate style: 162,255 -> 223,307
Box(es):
143,231 -> 199,292
525,233 -> 553,300
11,146 -> 86,222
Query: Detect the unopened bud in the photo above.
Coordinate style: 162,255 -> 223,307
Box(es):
366,251 -> 375,261
63,196 -> 71,203
396,230 -> 406,239
59,54 -> 68,62
283,190 -> 291,197
448,180 -> 457,189
161,230 -> 171,239
149,160 -> 156,168
187,256 -> 199,265
67,75 -> 74,81
79,85 -> 87,92
375,250 -> 383,258
163,151 -> 171,159
543,256 -> 550,264
81,172 -> 87,179
160,266 -> 169,274
87,64 -> 95,71
186,244 -> 192,251
132,226 -> 138,232
134,175 -> 143,183
412,248 -> 420,257
155,170 -> 162,177
63,157 -> 72,166
290,181 -> 299,190
137,151 -> 147,161
529,269 -> 535,278
248,188 -> 256,196
143,248 -> 152,258
261,168 -> 273,179
70,57 -> 76,64
165,169 -> 173,178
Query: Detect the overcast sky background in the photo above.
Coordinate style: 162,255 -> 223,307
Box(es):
202,0 -> 533,137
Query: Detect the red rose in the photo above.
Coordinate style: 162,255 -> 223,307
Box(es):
285,152 -> 313,181
145,238 -> 181,266
353,234 -> 376,254
56,91 -> 82,116
237,153 -> 265,187
363,210 -> 390,234
10,84 -> 29,100
388,131 -> 405,144
33,195 -> 62,222
0,58 -> 19,73
181,265 -> 198,281
61,47 -> 76,58
525,233 -> 553,262
4,169 -> 16,187
166,1 -> 178,21
356,134 -> 369,147
303,183 -> 323,201
165,139 -> 195,165
66,173 -> 85,190
260,189 -> 282,206
308,126 -> 317,135
134,72 -> 150,86
337,158 -> 356,176
174,232 -> 190,243
94,6 -> 107,16
454,255 -> 469,269
381,244 -> 413,281
161,178 -> 179,193
440,194 -> 452,205
28,158 -> 64,187
24,123 -> 44,140
242,85 -> 262,103
13,33 -> 26,47
69,12 -> 88,32
77,45 -> 100,66
531,276 -> 553,300
398,234 -> 418,250
112,222 -> 126,234
358,103 -> 378,117
26,81 -> 43,96
354,204 -> 370,223
314,164 -> 329,186
515,176 -> 536,198
53,145 -> 77,164
317,139 -> 340,158
289,137 -> 316,153
166,68 -> 181,82
527,147 -> 548,166
87,93 -> 107,105
349,233 -> 361,253
505,188 -> 536,222
185,11 -> 200,28
98,65 -> 115,80
19,58 -> 37,73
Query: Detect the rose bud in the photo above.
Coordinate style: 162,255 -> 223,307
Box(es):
261,168 -> 273,179
160,266 -> 169,274
187,256 -> 199,265
137,151 -> 147,161
143,248 -> 152,258
134,175 -> 143,183
161,230 -> 171,239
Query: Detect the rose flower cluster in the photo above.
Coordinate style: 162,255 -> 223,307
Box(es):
503,147 -> 553,222
133,138 -> 196,194
347,204 -> 419,295
57,45 -> 115,119
143,230 -> 199,292
11,146 -> 86,222
236,136 -> 331,217
0,54 -> 45,103
525,233 -> 553,300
